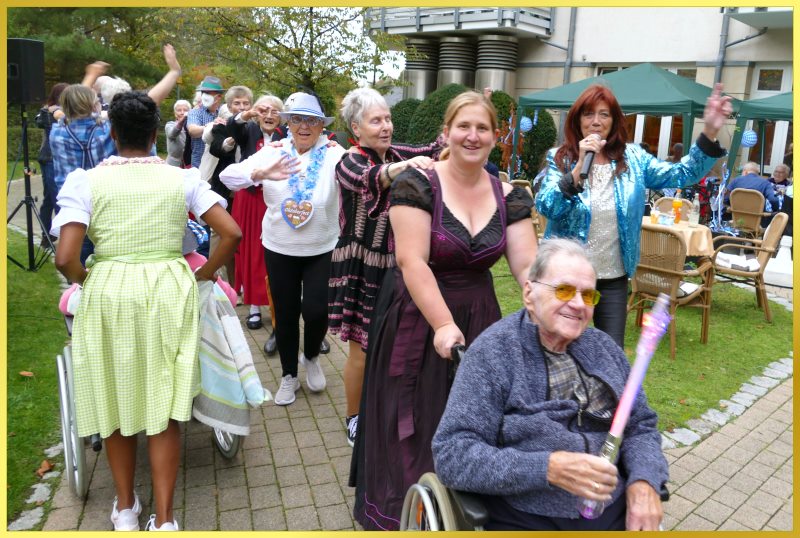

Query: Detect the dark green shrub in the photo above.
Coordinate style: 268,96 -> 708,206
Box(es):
406,83 -> 468,144
7,127 -> 44,162
390,98 -> 421,143
520,107 -> 557,179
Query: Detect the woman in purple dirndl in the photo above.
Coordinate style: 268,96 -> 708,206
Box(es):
350,91 -> 537,530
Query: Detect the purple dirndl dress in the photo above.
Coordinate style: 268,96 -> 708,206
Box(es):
350,168 -> 533,530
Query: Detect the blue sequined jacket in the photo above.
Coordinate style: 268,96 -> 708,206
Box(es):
535,139 -> 724,277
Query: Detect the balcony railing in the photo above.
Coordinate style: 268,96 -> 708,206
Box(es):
364,8 -> 553,38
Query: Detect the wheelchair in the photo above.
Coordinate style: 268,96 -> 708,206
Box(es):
56,342 -> 99,499
55,315 -> 242,499
400,472 -> 670,531
400,348 -> 670,531
399,472 -> 489,531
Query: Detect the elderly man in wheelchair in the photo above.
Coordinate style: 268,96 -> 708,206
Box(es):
427,239 -> 668,531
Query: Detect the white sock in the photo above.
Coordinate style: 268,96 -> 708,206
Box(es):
249,305 -> 260,316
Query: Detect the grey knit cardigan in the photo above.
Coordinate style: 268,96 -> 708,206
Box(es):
432,308 -> 668,519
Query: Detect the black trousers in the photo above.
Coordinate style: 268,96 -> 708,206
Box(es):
263,248 -> 332,377
592,275 -> 629,348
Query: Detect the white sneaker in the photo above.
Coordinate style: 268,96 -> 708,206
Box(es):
274,375 -> 300,405
110,493 -> 142,531
300,353 -> 327,392
145,515 -> 179,531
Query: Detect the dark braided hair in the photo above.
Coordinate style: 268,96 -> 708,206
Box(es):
108,91 -> 161,150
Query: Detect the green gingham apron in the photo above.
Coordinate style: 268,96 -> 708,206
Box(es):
71,161 -> 200,437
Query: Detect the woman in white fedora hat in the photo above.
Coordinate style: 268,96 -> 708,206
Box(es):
220,93 -> 345,406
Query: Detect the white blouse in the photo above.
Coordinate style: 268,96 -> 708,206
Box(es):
50,157 -> 225,237
219,135 -> 345,257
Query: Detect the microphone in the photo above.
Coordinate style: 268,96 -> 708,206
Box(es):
580,151 -> 595,180
580,134 -> 601,180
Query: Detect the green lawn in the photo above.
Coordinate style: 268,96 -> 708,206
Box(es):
6,231 -> 66,524
491,257 -> 793,432
7,160 -> 27,181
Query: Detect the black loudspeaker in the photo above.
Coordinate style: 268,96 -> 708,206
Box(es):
8,38 -> 45,105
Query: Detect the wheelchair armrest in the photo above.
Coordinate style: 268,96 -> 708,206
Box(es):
660,484 -> 670,502
450,489 -> 490,528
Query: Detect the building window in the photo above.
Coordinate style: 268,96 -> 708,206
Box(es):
757,69 -> 784,91
676,69 -> 697,80
598,67 -> 619,76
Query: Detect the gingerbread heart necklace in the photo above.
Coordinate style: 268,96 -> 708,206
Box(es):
281,143 -> 327,229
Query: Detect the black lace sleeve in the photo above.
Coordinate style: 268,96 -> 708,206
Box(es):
389,168 -> 433,213
506,185 -> 534,224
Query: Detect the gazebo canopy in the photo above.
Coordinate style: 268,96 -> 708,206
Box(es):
727,92 -> 793,174
518,62 -> 743,150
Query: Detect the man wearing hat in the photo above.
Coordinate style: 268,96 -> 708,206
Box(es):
186,75 -> 225,168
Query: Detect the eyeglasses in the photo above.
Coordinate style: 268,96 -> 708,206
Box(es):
288,115 -> 323,127
532,281 -> 601,306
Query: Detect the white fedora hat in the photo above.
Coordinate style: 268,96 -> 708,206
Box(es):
280,92 -> 334,127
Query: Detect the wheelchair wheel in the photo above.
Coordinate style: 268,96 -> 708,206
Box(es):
56,346 -> 89,499
399,472 -> 459,531
212,428 -> 241,460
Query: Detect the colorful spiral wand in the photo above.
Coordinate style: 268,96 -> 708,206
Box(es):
578,293 -> 672,519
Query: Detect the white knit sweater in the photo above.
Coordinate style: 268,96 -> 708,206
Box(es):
219,136 -> 345,256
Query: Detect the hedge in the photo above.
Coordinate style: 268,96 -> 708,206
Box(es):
520,107 -> 557,180
390,98 -> 422,144
406,83 -> 468,144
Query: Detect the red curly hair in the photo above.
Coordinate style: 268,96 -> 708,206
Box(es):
555,84 -> 629,177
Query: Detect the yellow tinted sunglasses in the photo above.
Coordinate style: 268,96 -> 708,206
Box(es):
533,281 -> 601,306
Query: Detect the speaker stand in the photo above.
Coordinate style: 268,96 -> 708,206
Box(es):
7,103 -> 54,272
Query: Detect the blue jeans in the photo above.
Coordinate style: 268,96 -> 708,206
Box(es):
593,275 -> 629,348
38,160 -> 57,235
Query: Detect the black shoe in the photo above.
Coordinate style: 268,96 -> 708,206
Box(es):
264,332 -> 277,356
319,338 -> 330,354
246,312 -> 263,330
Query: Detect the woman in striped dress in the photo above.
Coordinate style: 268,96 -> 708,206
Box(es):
52,92 -> 242,531
329,88 -> 441,446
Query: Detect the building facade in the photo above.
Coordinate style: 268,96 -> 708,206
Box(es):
366,7 -> 792,172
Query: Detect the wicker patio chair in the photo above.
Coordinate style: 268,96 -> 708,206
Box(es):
729,188 -> 769,239
711,212 -> 788,323
511,179 -> 545,240
628,222 -> 714,359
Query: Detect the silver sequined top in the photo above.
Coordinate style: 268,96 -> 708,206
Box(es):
585,163 -> 626,279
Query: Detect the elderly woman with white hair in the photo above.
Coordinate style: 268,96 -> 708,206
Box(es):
223,93 -> 288,339
221,93 -> 345,406
329,87 -> 441,447
165,99 -> 191,167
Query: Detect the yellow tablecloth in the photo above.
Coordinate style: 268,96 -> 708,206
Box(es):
641,217 -> 714,256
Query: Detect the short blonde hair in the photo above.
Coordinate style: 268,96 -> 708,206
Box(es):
59,84 -> 98,122
225,86 -> 253,106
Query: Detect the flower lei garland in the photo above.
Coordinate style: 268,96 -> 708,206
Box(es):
284,143 -> 328,202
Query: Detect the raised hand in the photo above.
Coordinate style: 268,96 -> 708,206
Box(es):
250,153 -> 301,182
702,83 -> 733,139
163,43 -> 181,73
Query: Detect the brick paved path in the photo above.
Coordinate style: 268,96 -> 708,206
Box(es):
663,377 -> 793,530
44,319 -> 360,531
